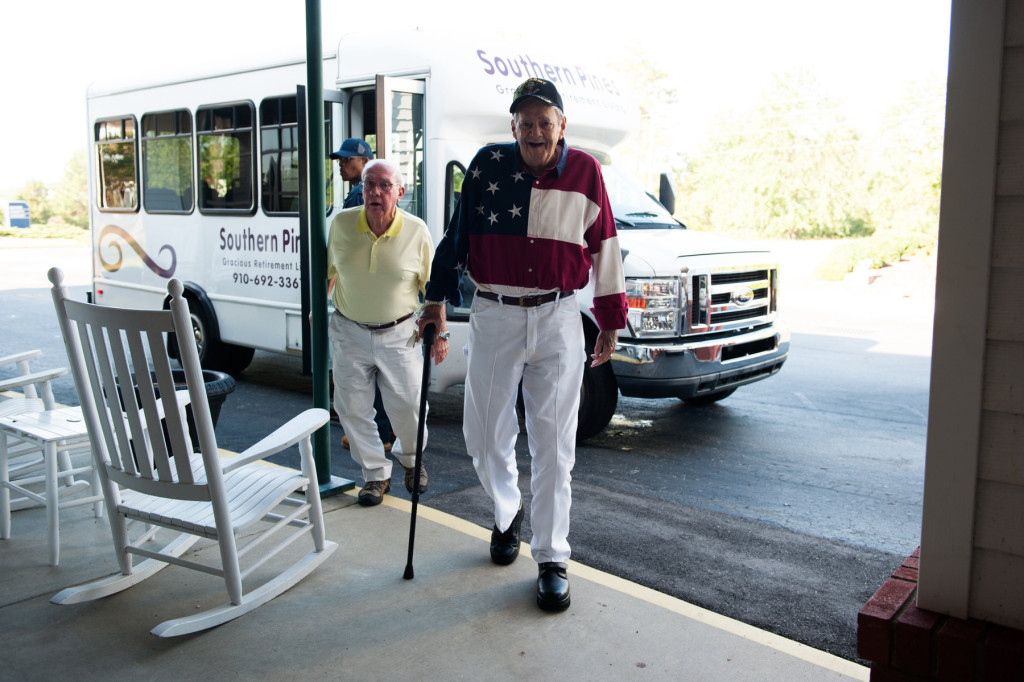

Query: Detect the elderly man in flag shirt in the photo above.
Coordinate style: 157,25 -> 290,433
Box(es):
417,77 -> 627,612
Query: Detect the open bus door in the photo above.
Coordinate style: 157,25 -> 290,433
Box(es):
299,76 -> 425,373
374,76 -> 426,222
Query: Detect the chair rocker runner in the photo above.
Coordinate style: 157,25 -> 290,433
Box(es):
48,267 -> 337,636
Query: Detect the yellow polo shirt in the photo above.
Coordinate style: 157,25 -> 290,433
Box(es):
326,206 -> 434,325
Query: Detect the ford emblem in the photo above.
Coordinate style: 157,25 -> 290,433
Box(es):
731,286 -> 755,306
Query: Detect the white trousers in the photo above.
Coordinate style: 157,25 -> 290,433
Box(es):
464,294 -> 584,564
329,313 -> 425,481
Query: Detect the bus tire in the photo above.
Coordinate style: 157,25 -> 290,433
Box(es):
174,293 -> 246,373
215,343 -> 255,376
182,294 -> 220,368
577,323 -> 617,442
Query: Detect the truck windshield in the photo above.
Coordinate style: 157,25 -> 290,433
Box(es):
600,163 -> 684,230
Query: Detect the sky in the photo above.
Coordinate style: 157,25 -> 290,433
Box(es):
1,0 -> 951,192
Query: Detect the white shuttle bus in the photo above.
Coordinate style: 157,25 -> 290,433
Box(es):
85,31 -> 789,440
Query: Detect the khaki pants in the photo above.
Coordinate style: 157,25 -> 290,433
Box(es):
329,313 -> 425,482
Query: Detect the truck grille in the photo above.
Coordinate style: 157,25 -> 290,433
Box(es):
713,270 -> 770,285
690,267 -> 777,331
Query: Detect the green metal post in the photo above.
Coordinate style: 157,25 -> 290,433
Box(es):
305,0 -> 345,494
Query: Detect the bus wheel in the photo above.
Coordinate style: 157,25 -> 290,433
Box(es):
577,325 -> 617,442
182,296 -> 254,375
184,295 -> 219,368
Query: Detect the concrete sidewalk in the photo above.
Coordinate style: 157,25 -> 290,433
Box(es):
0,473 -> 867,682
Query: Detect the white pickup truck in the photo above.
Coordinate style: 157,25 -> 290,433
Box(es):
579,166 -> 788,438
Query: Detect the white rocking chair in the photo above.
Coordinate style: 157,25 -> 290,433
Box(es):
48,267 -> 337,636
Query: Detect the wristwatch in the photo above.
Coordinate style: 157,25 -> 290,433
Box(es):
437,331 -> 451,341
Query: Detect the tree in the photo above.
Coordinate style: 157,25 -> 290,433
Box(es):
677,70 -> 870,239
861,78 -> 944,243
607,47 -> 679,193
15,179 -> 53,226
50,148 -> 89,228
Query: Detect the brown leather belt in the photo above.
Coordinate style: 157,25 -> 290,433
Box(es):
337,311 -> 414,330
476,290 -> 573,307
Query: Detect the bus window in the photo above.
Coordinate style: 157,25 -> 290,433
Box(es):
261,96 -> 336,215
197,102 -> 256,214
321,101 -> 336,214
347,90 -> 376,143
345,88 -> 376,209
260,96 -> 299,214
141,110 -> 194,213
95,117 -> 138,212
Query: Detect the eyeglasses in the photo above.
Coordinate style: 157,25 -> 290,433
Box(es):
363,181 -> 397,192
514,120 -> 557,132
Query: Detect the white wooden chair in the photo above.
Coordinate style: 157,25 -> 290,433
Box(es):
0,351 -> 100,560
0,351 -> 74,511
48,267 -> 336,636
0,350 -> 59,414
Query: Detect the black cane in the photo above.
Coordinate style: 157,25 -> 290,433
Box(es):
404,323 -> 435,580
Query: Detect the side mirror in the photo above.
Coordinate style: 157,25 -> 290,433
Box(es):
659,173 -> 676,215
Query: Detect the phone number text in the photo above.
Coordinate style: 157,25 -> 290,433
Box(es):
231,273 -> 300,288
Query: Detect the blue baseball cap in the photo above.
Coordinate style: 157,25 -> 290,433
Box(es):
330,138 -> 374,159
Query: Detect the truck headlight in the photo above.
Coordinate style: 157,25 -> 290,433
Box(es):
625,278 -> 682,337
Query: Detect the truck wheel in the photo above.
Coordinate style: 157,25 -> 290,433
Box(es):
577,327 -> 617,442
681,387 -> 737,406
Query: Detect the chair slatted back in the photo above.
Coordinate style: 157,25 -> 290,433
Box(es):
50,270 -> 221,502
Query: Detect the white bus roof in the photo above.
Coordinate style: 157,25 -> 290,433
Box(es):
85,30 -> 638,152
333,30 -> 638,150
84,44 -> 335,100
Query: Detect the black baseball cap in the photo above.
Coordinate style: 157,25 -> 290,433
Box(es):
509,78 -> 564,114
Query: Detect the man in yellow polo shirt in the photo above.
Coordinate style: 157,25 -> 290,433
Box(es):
327,158 -> 438,506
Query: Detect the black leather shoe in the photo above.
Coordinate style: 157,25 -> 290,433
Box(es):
489,501 -> 524,565
537,562 -> 571,612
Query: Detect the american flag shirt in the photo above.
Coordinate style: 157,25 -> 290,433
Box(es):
425,140 -> 627,331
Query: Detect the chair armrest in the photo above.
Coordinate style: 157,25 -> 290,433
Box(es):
222,408 -> 330,473
0,350 -> 42,367
0,367 -> 67,392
